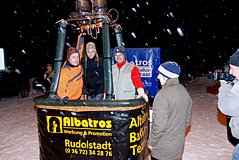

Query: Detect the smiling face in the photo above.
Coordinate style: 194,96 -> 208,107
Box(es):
86,49 -> 96,59
68,52 -> 79,66
114,53 -> 125,64
229,64 -> 239,80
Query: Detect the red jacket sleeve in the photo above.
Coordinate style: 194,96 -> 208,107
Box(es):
131,66 -> 143,90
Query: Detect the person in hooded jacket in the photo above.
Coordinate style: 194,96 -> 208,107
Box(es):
217,49 -> 239,160
147,61 -> 192,160
57,47 -> 83,101
83,42 -> 104,100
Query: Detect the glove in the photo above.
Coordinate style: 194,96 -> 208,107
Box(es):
137,88 -> 149,102
147,144 -> 153,150
219,80 -> 229,85
62,96 -> 69,104
219,80 -> 233,89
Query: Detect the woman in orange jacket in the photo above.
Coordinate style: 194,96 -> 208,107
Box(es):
57,47 -> 83,101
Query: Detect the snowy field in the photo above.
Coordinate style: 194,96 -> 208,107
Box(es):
0,76 -> 235,160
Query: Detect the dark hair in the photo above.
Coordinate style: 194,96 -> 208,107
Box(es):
229,49 -> 239,67
47,64 -> 52,67
67,47 -> 79,60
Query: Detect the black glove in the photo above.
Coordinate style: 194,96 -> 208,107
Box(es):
62,96 -> 69,104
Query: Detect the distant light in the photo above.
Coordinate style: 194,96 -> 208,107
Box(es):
146,1 -> 149,5
166,28 -> 172,35
154,37 -> 157,40
15,69 -> 21,74
66,42 -> 71,47
177,28 -> 184,37
137,4 -> 140,8
131,32 -> 137,38
169,12 -> 174,18
21,50 -> 26,54
132,8 -> 137,12
71,112 -> 77,116
188,74 -> 193,78
145,43 -> 149,47
148,21 -> 151,25
0,48 -> 5,70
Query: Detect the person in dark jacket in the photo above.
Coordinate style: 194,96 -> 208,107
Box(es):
83,42 -> 104,100
148,61 -> 192,160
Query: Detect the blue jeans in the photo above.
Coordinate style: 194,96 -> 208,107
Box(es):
233,143 -> 239,160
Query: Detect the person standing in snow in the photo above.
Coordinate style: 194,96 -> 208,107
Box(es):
147,61 -> 192,160
83,42 -> 104,100
217,49 -> 239,160
57,47 -> 84,101
112,46 -> 148,102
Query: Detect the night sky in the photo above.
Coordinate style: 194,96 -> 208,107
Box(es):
0,0 -> 239,78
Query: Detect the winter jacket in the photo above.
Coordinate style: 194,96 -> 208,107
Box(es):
148,78 -> 192,160
218,80 -> 239,116
57,62 -> 83,100
218,80 -> 239,139
83,57 -> 104,98
112,61 -> 143,100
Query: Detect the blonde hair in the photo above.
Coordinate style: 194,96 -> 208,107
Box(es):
85,49 -> 100,67
85,42 -> 100,67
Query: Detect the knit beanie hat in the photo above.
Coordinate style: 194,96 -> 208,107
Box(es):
113,46 -> 126,57
67,47 -> 79,59
158,61 -> 181,79
229,49 -> 239,67
86,42 -> 96,52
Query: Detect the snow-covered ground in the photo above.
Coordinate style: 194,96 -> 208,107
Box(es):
182,77 -> 234,160
0,76 -> 235,160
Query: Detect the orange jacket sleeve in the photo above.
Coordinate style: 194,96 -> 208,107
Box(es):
57,68 -> 69,99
